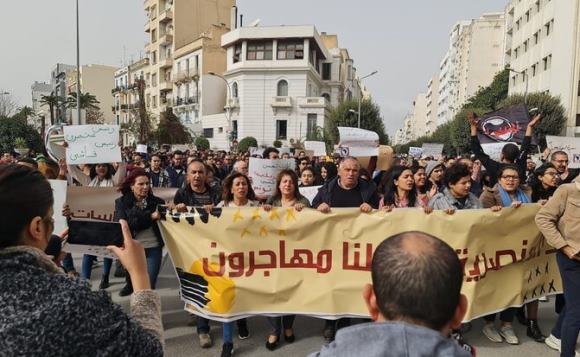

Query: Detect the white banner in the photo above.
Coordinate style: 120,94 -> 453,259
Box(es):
304,141 -> 327,157
482,142 -> 520,161
299,185 -> 322,204
249,147 -> 265,157
249,158 -> 296,197
64,125 -> 121,165
546,135 -> 580,168
338,127 -> 379,157
408,147 -> 423,159
421,143 -> 444,158
49,180 -> 68,234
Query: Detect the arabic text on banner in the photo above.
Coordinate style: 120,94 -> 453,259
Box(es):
64,125 -> 121,165
158,205 -> 561,322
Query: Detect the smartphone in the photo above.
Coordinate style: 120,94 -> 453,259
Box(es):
67,220 -> 124,247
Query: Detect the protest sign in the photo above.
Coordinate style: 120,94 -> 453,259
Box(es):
482,143 -> 520,161
64,125 -> 121,165
136,144 -> 148,154
248,158 -> 296,197
546,135 -> 580,169
408,147 -> 423,159
65,187 -> 177,257
304,141 -> 327,157
298,185 -> 322,204
159,204 -> 560,322
421,143 -> 444,158
376,145 -> 394,171
338,127 -> 379,157
249,147 -> 265,157
172,144 -> 194,152
476,104 -> 534,145
49,180 -> 68,234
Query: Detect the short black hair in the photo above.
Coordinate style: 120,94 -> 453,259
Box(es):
263,147 -> 279,159
17,157 -> 39,169
501,143 -> 520,162
0,164 -> 54,248
371,231 -> 463,331
444,163 -> 471,187
173,150 -> 184,157
550,151 -> 568,161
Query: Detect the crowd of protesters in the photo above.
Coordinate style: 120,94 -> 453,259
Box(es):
3,111 -> 580,356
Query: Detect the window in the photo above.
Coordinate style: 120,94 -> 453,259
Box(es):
524,40 -> 529,52
152,73 -> 157,87
152,51 -> 157,64
532,64 -> 537,77
218,127 -> 223,134
233,44 -> 242,63
545,21 -> 551,36
322,93 -> 331,103
534,32 -> 539,44
276,120 -> 287,140
203,128 -> 214,138
152,96 -> 157,108
512,76 -> 517,86
322,63 -> 331,80
151,29 -> 157,43
514,48 -> 519,59
306,114 -> 317,139
247,41 -> 273,60
277,40 -> 304,60
525,10 -> 530,22
232,82 -> 239,98
277,80 -> 288,97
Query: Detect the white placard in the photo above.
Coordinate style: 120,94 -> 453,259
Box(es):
64,125 -> 121,164
421,143 -> 444,158
136,144 -> 148,154
49,180 -> 68,234
249,147 -> 265,157
249,158 -> 296,197
304,141 -> 327,157
481,142 -> 520,161
299,185 -> 322,204
546,135 -> 580,168
338,127 -> 379,157
408,147 -> 423,159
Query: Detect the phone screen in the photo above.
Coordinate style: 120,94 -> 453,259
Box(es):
67,220 -> 124,247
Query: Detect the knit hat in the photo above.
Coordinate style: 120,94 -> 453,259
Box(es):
425,161 -> 444,179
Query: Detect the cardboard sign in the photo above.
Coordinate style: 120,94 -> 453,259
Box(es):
482,143 -> 520,161
421,143 -> 444,159
377,145 -> 394,171
546,136 -> 580,168
64,125 -> 121,164
136,144 -> 148,154
338,127 -> 379,157
304,141 -> 327,157
248,158 -> 296,197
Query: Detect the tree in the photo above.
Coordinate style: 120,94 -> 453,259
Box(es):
40,94 -> 63,125
155,108 -> 192,145
272,140 -> 282,148
463,69 -> 509,111
326,99 -> 389,146
14,106 -> 34,123
194,137 -> 210,150
85,108 -> 105,124
238,136 -> 258,153
0,116 -> 43,154
500,92 -> 567,146
0,93 -> 17,118
66,92 -> 100,110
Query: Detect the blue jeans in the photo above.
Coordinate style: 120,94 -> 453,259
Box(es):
552,252 -> 580,357
81,255 -> 112,280
223,322 -> 233,344
145,247 -> 162,289
62,253 -> 76,273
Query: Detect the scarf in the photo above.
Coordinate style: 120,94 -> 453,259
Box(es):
498,185 -> 530,207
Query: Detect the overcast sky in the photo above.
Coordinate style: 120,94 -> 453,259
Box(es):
1,0 -> 508,135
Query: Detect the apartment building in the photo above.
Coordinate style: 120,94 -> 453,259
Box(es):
67,64 -> 118,124
425,75 -> 440,136
200,25 -> 365,149
505,0 -> 580,135
30,81 -> 52,130
143,0 -> 235,120
50,63 -> 76,124
410,93 -> 428,139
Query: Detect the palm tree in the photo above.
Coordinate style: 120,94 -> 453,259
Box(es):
66,92 -> 100,111
40,94 -> 63,125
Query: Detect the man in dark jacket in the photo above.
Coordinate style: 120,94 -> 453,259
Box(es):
166,150 -> 187,188
312,157 -> 379,341
308,231 -> 471,357
468,112 -> 541,187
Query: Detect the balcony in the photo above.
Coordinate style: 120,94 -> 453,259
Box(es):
120,104 -> 129,111
145,21 -> 151,33
159,33 -> 173,46
159,80 -> 173,92
159,58 -> 173,69
174,96 -> 199,112
298,97 -> 328,108
174,68 -> 199,83
271,96 -> 292,108
111,105 -> 117,113
159,9 -> 173,23
227,97 -> 240,109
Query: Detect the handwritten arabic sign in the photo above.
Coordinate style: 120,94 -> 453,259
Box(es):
408,147 -> 423,159
421,143 -> 444,159
304,141 -> 327,157
298,185 -> 322,204
159,204 -> 561,322
248,158 -> 296,197
338,127 -> 379,157
547,135 -> 580,169
64,125 -> 121,165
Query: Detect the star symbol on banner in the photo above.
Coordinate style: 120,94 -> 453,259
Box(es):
286,208 -> 296,222
269,208 -> 280,220
233,209 -> 244,222
278,229 -> 286,236
252,208 -> 262,221
241,228 -> 251,239
259,226 -> 268,237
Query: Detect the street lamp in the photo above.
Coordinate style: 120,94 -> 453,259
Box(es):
509,68 -> 528,104
75,0 -> 81,125
353,70 -> 378,128
208,71 -> 232,149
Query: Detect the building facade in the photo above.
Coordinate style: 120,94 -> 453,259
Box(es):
425,75 -> 440,136
505,0 -> 580,136
67,64 -> 118,124
50,63 -> 76,124
30,81 -> 52,130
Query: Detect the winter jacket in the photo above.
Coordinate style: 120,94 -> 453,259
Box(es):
429,187 -> 482,211
308,321 -> 470,357
114,193 -> 165,246
312,176 -> 380,209
173,183 -> 222,206
0,246 -> 163,357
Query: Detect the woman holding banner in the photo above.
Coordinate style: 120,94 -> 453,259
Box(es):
114,168 -> 165,297
379,166 -> 423,209
262,169 -> 310,350
480,165 -> 531,345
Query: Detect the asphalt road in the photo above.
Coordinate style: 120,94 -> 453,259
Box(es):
82,256 -> 564,357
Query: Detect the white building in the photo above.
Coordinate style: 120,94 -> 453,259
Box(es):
425,75 -> 440,136
202,25 -> 364,149
411,93 -> 428,139
30,81 -> 52,131
505,0 -> 580,136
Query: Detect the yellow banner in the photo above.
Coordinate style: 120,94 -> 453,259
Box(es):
158,205 -> 562,322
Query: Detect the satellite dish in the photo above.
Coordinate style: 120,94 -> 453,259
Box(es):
249,19 -> 260,27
